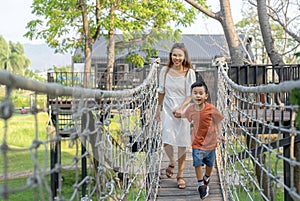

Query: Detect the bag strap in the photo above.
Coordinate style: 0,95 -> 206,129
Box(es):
164,67 -> 189,94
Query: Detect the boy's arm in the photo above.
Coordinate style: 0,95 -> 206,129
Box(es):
216,121 -> 225,142
173,103 -> 192,119
174,96 -> 192,117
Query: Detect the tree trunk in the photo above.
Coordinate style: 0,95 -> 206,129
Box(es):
256,3 -> 286,199
257,0 -> 284,65
184,0 -> 244,66
219,0 -> 244,66
106,6 -> 115,91
106,30 -> 115,91
79,0 -> 92,88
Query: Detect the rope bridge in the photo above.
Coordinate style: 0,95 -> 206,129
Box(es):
217,62 -> 300,201
0,58 -> 300,201
0,58 -> 162,201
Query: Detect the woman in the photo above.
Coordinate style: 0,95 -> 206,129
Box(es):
156,43 -> 196,189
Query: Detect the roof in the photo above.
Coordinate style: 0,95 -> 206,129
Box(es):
156,34 -> 230,64
75,34 -> 230,65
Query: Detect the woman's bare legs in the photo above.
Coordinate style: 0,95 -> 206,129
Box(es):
177,146 -> 187,189
164,144 -> 187,186
164,144 -> 176,166
177,146 -> 187,177
164,144 -> 176,178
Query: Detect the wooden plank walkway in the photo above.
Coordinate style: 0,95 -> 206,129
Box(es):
157,148 -> 224,201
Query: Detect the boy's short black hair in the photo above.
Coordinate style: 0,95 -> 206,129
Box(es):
191,81 -> 208,94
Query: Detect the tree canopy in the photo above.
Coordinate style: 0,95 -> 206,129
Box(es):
25,0 -> 197,59
25,0 -> 199,89
0,36 -> 31,75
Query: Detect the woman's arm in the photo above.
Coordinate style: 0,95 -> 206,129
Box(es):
156,93 -> 165,121
156,67 -> 167,122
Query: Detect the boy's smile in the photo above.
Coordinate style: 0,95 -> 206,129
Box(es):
192,86 -> 208,109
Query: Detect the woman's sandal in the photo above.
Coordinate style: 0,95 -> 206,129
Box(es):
166,165 -> 174,178
177,177 -> 186,189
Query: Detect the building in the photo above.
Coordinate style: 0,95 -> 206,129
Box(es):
74,34 -> 230,71
73,34 -> 231,89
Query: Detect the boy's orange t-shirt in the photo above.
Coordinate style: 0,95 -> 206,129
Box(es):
184,102 -> 224,150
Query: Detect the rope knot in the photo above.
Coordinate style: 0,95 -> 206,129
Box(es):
0,98 -> 14,120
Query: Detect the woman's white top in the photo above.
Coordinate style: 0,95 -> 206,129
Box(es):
157,66 -> 196,147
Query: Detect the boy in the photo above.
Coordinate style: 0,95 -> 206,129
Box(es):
175,81 -> 224,199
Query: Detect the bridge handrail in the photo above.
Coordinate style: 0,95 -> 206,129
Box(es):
219,62 -> 300,92
216,61 -> 300,201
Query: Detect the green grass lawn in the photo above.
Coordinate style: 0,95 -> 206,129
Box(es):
0,112 -> 48,147
0,169 -> 91,201
0,168 -> 146,201
233,184 -> 284,201
227,134 -> 284,172
0,111 -> 147,200
225,134 -> 286,201
0,112 -> 78,174
0,112 -> 88,200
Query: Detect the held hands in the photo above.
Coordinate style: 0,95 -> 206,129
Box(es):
173,108 -> 183,118
156,106 -> 183,121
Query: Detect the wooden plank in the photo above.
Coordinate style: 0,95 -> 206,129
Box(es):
157,149 -> 224,201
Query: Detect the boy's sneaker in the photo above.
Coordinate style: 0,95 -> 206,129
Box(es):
198,185 -> 209,200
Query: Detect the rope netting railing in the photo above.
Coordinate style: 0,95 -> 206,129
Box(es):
2,56 -> 300,201
0,58 -> 162,201
216,61 -> 300,201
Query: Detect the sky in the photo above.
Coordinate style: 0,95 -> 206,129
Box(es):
0,1 -> 244,45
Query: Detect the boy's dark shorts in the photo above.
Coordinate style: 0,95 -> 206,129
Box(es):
192,148 -> 216,167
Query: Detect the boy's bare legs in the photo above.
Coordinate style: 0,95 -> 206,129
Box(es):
205,166 -> 213,178
196,165 -> 213,182
195,166 -> 204,180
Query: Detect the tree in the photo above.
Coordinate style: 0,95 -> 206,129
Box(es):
236,5 -> 299,64
25,0 -> 197,89
256,0 -> 284,65
0,36 -> 31,75
0,36 -> 10,69
24,69 -> 45,82
103,1 -> 197,90
264,0 -> 300,197
267,0 -> 300,63
267,0 -> 300,43
235,7 -> 263,63
184,0 -> 244,65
